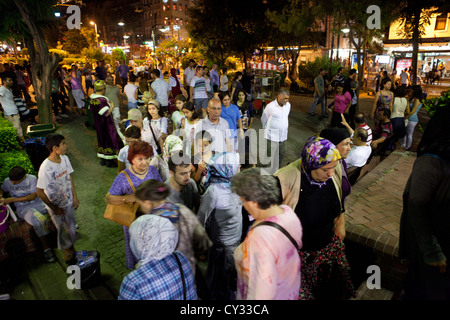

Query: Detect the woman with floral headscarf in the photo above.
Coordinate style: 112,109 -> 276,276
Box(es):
118,215 -> 197,300
150,134 -> 184,182
275,136 -> 356,300
197,152 -> 242,300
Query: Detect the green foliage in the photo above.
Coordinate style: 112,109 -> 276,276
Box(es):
181,51 -> 206,70
81,47 -> 104,63
60,58 -> 85,67
62,29 -> 89,54
0,117 -> 20,153
156,38 -> 192,69
111,48 -> 126,64
0,151 -> 36,185
423,89 -> 450,118
49,49 -> 69,59
298,56 -> 343,90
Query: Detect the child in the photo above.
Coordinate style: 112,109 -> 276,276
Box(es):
36,134 -> 79,265
117,125 -> 142,173
1,166 -> 56,262
181,101 -> 202,157
172,94 -> 186,134
330,85 -> 352,128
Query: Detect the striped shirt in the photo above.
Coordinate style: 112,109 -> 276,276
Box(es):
118,251 -> 197,300
190,76 -> 208,99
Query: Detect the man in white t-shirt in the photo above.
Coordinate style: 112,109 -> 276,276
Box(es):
400,69 -> 409,87
36,134 -> 79,265
346,127 -> 372,169
183,59 -> 196,101
124,81 -> 138,110
190,66 -> 209,117
150,69 -> 170,115
0,76 -> 25,143
261,89 -> 291,171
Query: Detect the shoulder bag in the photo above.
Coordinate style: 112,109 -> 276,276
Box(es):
103,170 -> 140,227
173,252 -> 187,300
149,121 -> 162,155
252,221 -> 300,252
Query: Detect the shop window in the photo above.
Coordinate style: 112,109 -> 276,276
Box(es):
435,14 -> 447,31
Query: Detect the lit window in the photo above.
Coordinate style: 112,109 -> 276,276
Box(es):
179,4 -> 182,11
162,5 -> 165,11
435,14 -> 447,31
173,4 -> 176,10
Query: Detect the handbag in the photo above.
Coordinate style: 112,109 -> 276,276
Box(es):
173,252 -> 187,300
149,121 -> 162,155
103,171 -> 140,227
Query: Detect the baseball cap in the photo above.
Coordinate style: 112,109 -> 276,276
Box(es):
127,108 -> 142,121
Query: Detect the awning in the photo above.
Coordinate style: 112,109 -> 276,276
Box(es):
251,60 -> 284,71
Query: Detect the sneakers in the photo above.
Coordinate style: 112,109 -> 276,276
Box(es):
44,249 -> 56,263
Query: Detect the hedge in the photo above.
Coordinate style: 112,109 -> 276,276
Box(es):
0,116 -> 20,153
0,151 -> 36,184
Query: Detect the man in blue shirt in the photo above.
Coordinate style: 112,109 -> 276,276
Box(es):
210,64 -> 220,94
118,60 -> 130,93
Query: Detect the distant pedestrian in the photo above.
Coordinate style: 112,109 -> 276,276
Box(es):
309,68 -> 327,118
118,60 -> 130,93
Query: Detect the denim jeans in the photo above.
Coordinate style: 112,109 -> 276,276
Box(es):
309,94 -> 326,116
128,101 -> 138,109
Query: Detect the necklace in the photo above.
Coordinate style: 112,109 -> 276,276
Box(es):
130,166 -> 148,177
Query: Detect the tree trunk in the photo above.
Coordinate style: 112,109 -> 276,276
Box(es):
411,8 -> 421,86
14,0 -> 60,125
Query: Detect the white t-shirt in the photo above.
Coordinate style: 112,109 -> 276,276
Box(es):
1,175 -> 46,215
391,97 -> 408,119
118,145 -> 131,169
220,75 -> 229,91
346,145 -> 372,169
169,76 -> 183,89
124,83 -> 138,103
184,67 -> 196,86
261,99 -> 291,142
37,155 -> 74,208
0,86 -> 19,115
171,110 -> 184,130
151,78 -> 170,107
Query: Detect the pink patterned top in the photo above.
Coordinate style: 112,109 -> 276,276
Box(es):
233,205 -> 303,300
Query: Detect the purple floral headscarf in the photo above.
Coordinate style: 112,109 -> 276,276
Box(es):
301,136 -> 341,187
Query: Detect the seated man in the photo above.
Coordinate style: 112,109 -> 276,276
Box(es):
346,128 -> 372,170
0,166 -> 56,262
371,108 -> 393,156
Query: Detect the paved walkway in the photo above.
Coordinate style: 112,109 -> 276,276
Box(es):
1,89 -> 424,300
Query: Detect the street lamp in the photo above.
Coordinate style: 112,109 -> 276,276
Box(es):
341,28 -> 350,67
90,21 -> 99,47
118,22 -> 125,46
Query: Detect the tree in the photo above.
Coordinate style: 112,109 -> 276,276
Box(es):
396,1 -> 450,85
156,38 -> 192,70
187,0 -> 273,68
62,29 -> 89,54
316,0 -> 400,110
266,0 -> 324,80
0,0 -> 61,124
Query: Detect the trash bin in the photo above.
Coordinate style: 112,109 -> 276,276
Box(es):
24,137 -> 50,172
26,123 -> 58,138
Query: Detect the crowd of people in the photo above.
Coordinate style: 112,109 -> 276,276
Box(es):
1,56 -> 449,301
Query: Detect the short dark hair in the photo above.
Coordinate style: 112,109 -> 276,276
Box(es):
167,150 -> 191,173
8,166 -> 26,181
135,179 -> 170,202
354,112 -> 366,125
124,125 -> 141,139
195,65 -> 203,73
380,108 -> 391,118
354,127 -> 368,142
395,85 -> 406,98
45,134 -> 65,153
151,69 -> 160,77
349,68 -> 357,75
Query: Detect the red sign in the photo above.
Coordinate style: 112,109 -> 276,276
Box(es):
395,58 -> 412,73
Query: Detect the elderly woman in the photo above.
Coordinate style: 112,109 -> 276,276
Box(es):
118,215 -> 197,300
230,167 -> 303,300
134,179 -> 212,298
275,136 -> 355,300
197,152 -> 242,300
150,134 -> 183,182
105,140 -> 162,269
